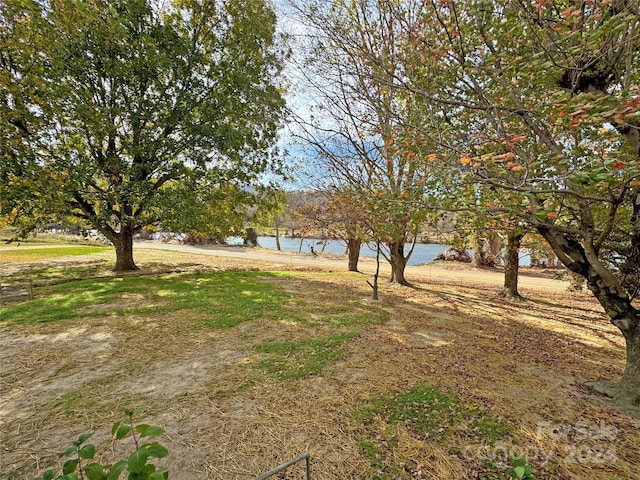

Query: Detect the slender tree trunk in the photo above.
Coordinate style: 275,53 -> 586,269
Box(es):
347,237 -> 362,272
387,240 -> 409,286
113,227 -> 138,272
372,242 -> 380,300
367,241 -> 381,300
501,232 -> 523,299
275,220 -> 281,250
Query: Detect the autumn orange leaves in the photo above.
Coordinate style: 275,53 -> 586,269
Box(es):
456,135 -> 526,172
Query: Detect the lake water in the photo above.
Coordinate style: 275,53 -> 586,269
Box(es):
254,236 -> 448,266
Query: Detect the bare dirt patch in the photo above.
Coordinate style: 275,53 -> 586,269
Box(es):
1,247 -> 639,479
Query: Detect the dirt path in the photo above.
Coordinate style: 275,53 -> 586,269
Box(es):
133,240 -> 571,293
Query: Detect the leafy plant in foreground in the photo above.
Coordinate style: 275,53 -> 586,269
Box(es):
510,457 -> 536,480
480,457 -> 537,480
33,408 -> 168,480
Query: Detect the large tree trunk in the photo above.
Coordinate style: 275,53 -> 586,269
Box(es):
537,225 -> 640,403
501,232 -> 524,299
619,327 -> 640,403
347,237 -> 361,272
387,240 -> 410,286
113,226 -> 138,272
585,288 -> 640,405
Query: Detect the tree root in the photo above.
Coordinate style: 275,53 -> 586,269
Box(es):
584,380 -> 640,418
499,289 -> 524,301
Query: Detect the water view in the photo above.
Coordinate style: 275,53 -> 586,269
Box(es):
255,236 -> 449,266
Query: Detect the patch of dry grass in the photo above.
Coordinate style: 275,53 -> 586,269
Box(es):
1,248 -> 639,479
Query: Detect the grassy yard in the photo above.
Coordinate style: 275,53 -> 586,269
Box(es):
0,245 -> 638,479
0,246 -> 110,264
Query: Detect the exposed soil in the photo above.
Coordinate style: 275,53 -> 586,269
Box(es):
1,243 -> 639,479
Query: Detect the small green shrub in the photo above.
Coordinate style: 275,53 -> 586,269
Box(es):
480,457 -> 537,480
511,457 -> 537,480
33,408 -> 168,480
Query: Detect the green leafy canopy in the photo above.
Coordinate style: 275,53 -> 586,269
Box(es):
0,0 -> 287,267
